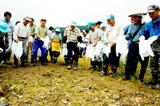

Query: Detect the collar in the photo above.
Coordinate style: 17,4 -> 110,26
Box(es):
152,17 -> 160,24
4,18 -> 10,24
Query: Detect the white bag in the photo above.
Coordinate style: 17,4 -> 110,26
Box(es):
80,43 -> 86,48
29,36 -> 34,43
37,48 -> 41,57
86,44 -> 95,60
40,36 -> 50,50
94,42 -> 103,55
139,39 -> 154,61
61,47 -> 68,58
12,41 -> 23,59
104,44 -> 111,57
116,35 -> 128,63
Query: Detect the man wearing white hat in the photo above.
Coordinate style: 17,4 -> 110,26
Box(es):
63,21 -> 82,70
123,9 -> 148,81
0,22 -> 8,63
50,28 -> 62,64
141,4 -> 160,89
13,16 -> 31,68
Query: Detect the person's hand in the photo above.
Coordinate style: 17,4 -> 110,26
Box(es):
93,42 -> 97,47
15,39 -> 19,43
110,42 -> 115,47
139,36 -> 145,42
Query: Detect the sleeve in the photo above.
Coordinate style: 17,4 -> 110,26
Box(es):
13,24 -> 20,40
114,25 -> 124,43
27,28 -> 30,41
141,24 -> 150,39
124,25 -> 130,35
97,29 -> 101,37
34,26 -> 39,34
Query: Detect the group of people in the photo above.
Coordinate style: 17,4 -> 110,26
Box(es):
0,4 -> 160,90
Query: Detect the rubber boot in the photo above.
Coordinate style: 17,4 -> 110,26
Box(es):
14,55 -> 18,68
100,65 -> 108,76
20,55 -> 25,67
152,76 -> 159,89
73,61 -> 77,70
31,56 -> 35,66
97,62 -> 102,72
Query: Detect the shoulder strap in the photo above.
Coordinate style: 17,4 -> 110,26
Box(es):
131,23 -> 144,42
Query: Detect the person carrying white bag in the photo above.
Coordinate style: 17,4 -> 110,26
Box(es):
140,4 -> 160,89
13,16 -> 31,68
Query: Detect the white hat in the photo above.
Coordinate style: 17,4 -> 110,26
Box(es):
82,30 -> 86,33
24,16 -> 32,21
128,9 -> 147,17
100,23 -> 106,28
55,28 -> 60,32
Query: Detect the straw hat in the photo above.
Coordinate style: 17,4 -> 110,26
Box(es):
128,9 -> 147,17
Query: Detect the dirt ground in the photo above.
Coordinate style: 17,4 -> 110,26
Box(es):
0,56 -> 160,106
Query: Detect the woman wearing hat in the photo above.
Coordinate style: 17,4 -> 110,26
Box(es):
123,9 -> 148,82
0,22 -> 8,64
51,28 -> 62,64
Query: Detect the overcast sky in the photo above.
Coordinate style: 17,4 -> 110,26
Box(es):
0,0 -> 159,27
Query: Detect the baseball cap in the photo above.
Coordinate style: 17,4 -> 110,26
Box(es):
147,4 -> 159,13
106,14 -> 115,20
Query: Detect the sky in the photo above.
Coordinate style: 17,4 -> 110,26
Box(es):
0,0 -> 159,28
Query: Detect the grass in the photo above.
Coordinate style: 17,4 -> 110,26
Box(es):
0,54 -> 160,106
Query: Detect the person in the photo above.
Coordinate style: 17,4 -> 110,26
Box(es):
100,14 -> 124,77
100,23 -> 107,43
13,16 -> 31,68
26,18 -> 36,62
31,19 -> 49,66
87,22 -> 102,71
51,28 -> 62,64
140,4 -> 160,89
48,26 -> 54,61
79,30 -> 86,58
123,9 -> 148,82
63,21 -> 82,70
0,23 -> 8,64
96,21 -> 102,29
0,11 -> 14,64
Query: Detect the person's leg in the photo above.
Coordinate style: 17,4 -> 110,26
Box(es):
31,39 -> 40,66
40,42 -> 47,65
67,42 -> 73,69
49,48 -> 53,61
73,43 -> 79,70
139,56 -> 149,82
14,55 -> 18,68
100,54 -> 109,76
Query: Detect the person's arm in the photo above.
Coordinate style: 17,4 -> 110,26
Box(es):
93,29 -> 101,47
104,30 -> 109,44
35,26 -> 41,39
141,24 -> 150,39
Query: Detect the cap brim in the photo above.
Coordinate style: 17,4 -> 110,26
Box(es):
128,13 -> 147,17
147,10 -> 155,13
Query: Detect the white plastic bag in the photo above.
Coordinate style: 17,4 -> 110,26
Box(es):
61,47 -> 68,58
139,39 -> 154,61
116,35 -> 128,63
37,48 -> 41,57
94,42 -> 103,55
104,44 -> 111,57
12,41 -> 23,59
80,43 -> 86,48
29,36 -> 34,43
86,44 -> 95,60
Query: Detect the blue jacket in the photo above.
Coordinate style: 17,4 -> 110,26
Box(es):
126,22 -> 147,42
141,17 -> 160,39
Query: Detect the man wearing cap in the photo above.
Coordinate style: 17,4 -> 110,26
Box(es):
51,28 -> 61,64
25,18 -> 36,62
100,14 -> 123,76
140,4 -> 160,89
0,11 -> 14,64
63,21 -> 82,70
0,23 -> 8,64
87,22 -> 102,71
123,9 -> 148,81
31,19 -> 49,66
13,16 -> 31,68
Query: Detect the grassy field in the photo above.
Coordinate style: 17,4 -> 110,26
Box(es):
0,55 -> 160,106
